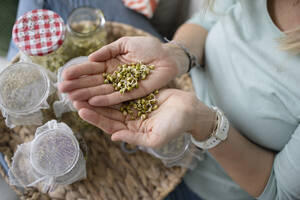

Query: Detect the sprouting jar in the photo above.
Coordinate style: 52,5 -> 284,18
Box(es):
0,62 -> 51,128
66,7 -> 107,56
12,9 -> 70,72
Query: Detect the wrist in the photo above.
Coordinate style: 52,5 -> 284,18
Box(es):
162,42 -> 189,76
189,102 -> 218,141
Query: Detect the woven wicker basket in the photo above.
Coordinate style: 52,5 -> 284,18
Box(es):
0,21 -> 194,200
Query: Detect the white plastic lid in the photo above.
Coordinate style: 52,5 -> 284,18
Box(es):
0,62 -> 50,114
30,128 -> 80,176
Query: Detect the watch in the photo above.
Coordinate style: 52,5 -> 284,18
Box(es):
191,106 -> 230,150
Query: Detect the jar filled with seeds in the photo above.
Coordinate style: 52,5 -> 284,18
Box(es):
53,56 -> 88,118
9,120 -> 87,192
12,9 -> 71,73
143,133 -> 205,169
0,62 -> 53,128
66,7 -> 107,56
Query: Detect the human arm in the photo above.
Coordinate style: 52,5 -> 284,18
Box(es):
197,121 -> 300,199
58,0 -> 240,107
74,87 -> 300,199
58,36 -> 188,106
59,23 -> 209,107
170,23 -> 208,67
191,118 -> 274,198
74,88 -> 273,197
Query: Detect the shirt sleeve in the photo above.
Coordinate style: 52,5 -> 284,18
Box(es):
187,0 -> 237,31
258,124 -> 300,200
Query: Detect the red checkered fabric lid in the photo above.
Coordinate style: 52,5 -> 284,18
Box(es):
12,9 -> 66,56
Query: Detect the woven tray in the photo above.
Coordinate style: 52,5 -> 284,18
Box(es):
0,21 -> 194,200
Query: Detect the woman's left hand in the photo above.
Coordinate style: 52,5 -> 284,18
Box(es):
74,89 -> 215,148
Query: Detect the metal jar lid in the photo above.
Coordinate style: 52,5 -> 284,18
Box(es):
12,9 -> 66,56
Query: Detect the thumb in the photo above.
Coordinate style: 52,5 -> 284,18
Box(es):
88,37 -> 129,62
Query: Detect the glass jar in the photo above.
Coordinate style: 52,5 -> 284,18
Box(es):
9,120 -> 87,192
0,62 -> 52,128
53,56 -> 88,118
66,7 -> 107,57
12,9 -> 71,73
141,133 -> 205,169
31,120 -> 87,191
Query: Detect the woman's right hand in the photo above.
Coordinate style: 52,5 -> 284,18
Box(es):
59,36 -> 189,107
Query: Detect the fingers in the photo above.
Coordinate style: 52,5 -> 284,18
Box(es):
87,69 -> 175,106
62,61 -> 106,80
88,82 -> 151,106
89,37 -> 128,62
68,84 -> 114,101
87,86 -> 171,107
78,108 -> 127,134
88,91 -> 136,107
74,101 -> 125,122
59,74 -> 104,93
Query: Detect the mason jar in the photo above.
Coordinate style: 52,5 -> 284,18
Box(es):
9,120 -> 87,191
66,7 -> 107,57
0,62 -> 52,128
53,56 -> 88,118
12,9 -> 71,73
30,120 -> 87,189
142,133 -> 205,169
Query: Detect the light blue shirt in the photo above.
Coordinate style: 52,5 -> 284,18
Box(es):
184,0 -> 300,199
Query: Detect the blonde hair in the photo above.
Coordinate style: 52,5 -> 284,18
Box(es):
278,28 -> 300,54
203,0 -> 300,54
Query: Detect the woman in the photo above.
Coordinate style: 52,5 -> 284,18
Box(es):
60,0 -> 300,199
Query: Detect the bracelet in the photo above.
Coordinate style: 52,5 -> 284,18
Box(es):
164,38 -> 199,74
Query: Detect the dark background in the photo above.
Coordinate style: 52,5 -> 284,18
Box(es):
0,0 -> 18,56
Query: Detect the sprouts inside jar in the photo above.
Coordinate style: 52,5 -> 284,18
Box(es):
0,63 -> 49,113
30,129 -> 79,176
66,7 -> 107,56
153,134 -> 189,159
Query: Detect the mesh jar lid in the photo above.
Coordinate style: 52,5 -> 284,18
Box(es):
55,151 -> 86,185
12,9 -> 66,56
151,134 -> 191,160
0,62 -> 50,114
30,129 -> 80,176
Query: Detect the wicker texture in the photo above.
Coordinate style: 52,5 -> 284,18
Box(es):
0,21 -> 194,200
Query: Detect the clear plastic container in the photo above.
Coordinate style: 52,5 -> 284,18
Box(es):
53,56 -> 88,118
66,7 -> 107,56
31,129 -> 80,176
12,9 -> 71,73
141,133 -> 205,169
9,120 -> 86,192
0,62 -> 52,128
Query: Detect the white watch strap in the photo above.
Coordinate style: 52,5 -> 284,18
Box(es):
191,135 -> 221,150
192,107 -> 230,150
